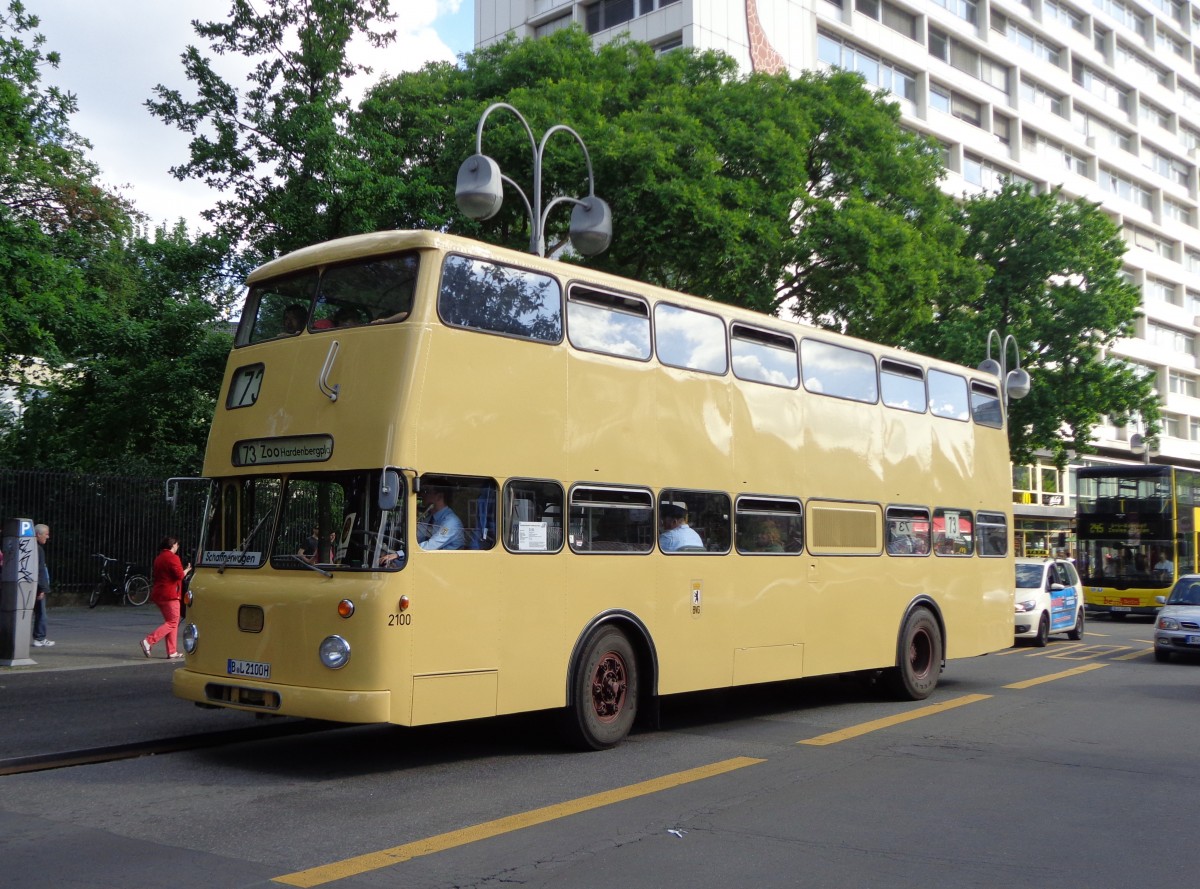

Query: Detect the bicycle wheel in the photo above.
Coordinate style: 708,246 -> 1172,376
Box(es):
89,582 -> 105,609
125,575 -> 151,607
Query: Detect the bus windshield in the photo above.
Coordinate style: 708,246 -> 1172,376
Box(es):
200,470 -> 406,571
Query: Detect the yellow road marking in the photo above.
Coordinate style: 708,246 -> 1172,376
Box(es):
1004,663 -> 1106,688
797,694 -> 991,747
1114,647 -> 1155,661
273,756 -> 765,887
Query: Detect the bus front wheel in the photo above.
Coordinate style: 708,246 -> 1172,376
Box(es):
884,607 -> 941,701
565,628 -> 638,750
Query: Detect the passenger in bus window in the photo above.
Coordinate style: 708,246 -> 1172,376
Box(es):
417,485 -> 465,551
659,503 -> 703,552
1155,552 -> 1175,580
283,304 -> 306,334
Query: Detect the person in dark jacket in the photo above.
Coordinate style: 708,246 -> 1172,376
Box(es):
31,523 -> 54,647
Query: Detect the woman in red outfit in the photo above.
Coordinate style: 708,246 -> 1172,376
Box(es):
141,536 -> 191,659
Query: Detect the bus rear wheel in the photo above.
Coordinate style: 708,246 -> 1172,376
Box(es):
883,607 -> 941,701
564,628 -> 638,750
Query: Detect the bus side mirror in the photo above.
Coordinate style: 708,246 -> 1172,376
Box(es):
379,470 -> 400,511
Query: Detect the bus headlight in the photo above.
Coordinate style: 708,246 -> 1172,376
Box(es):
182,622 -> 199,654
319,635 -> 351,669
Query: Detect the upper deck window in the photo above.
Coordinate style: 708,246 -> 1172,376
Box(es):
310,253 -> 418,331
800,339 -> 879,403
654,303 -> 728,374
241,271 -> 318,345
881,358 -> 926,413
731,324 -> 799,388
238,252 -> 419,346
566,286 -> 651,360
928,369 -> 969,420
439,254 -> 563,343
970,380 -> 1003,427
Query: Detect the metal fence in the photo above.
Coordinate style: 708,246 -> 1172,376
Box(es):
0,468 -> 209,596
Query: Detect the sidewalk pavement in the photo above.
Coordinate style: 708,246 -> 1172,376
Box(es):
1,604 -> 179,673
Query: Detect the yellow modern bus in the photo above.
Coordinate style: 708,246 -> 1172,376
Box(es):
173,230 -> 1015,749
1076,464 -> 1199,617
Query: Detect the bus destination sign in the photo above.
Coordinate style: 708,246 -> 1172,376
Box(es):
233,434 -> 334,466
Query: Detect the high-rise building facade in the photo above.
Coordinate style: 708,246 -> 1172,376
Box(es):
477,0 -> 1200,553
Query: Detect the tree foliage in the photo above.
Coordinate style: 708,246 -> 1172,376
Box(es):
145,0 -> 396,264
0,0 -> 134,368
906,183 -> 1156,466
0,224 -> 237,476
352,29 -> 978,343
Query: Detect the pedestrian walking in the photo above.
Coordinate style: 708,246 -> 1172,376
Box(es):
31,523 -> 54,647
141,535 -> 191,659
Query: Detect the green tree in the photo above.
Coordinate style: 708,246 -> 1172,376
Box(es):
352,30 -> 978,342
145,0 -> 396,264
0,223 -> 237,476
906,183 -> 1157,466
0,0 -> 133,368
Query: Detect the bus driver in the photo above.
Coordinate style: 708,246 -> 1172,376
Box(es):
417,485 -> 465,551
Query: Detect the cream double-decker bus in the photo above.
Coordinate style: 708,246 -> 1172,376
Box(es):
173,230 -> 1015,749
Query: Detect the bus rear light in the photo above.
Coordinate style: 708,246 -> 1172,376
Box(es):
183,589 -> 194,608
398,595 -> 410,611
338,599 -> 355,618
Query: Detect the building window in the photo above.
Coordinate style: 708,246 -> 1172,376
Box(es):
1092,0 -> 1147,38
1021,77 -> 1067,118
535,13 -> 573,37
1100,167 -> 1152,210
1074,62 -> 1130,114
1150,323 -> 1194,356
585,0 -> 680,33
1044,0 -> 1086,33
930,0 -> 978,25
1138,99 -> 1172,131
1074,109 -> 1134,153
929,28 -> 1009,99
993,12 -> 1062,67
818,32 -> 917,102
1116,43 -> 1169,87
856,0 -> 918,39
1163,198 -> 1193,228
1169,371 -> 1197,398
1144,146 -> 1190,187
1148,277 -> 1181,306
1024,129 -> 1088,176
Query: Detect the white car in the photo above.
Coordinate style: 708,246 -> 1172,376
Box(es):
1014,557 -> 1085,646
1153,575 -> 1200,662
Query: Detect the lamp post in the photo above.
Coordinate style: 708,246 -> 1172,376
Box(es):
977,329 -> 1031,411
455,102 -> 612,258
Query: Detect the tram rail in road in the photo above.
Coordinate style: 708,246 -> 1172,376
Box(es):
0,719 -> 336,777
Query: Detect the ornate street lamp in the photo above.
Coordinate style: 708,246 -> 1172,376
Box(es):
978,329 -> 1031,411
455,102 -> 612,258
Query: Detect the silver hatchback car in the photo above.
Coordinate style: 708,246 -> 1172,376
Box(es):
1154,575 -> 1200,662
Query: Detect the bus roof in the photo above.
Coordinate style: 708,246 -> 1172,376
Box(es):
247,229 -> 999,384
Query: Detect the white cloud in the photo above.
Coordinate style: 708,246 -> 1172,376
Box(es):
31,0 -> 470,230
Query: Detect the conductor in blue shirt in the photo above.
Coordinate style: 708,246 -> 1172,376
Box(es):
417,485 -> 465,551
659,502 -> 703,552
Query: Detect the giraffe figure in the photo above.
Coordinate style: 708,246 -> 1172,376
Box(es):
745,0 -> 786,74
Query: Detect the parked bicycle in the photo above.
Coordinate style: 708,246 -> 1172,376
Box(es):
90,553 -> 151,608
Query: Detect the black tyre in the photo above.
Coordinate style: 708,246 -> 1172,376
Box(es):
1033,613 -> 1050,648
88,582 -> 104,609
564,627 -> 639,750
883,607 -> 942,700
1067,609 -> 1085,641
125,575 -> 151,607
1154,647 -> 1171,663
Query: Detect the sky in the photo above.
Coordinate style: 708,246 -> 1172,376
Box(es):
31,0 -> 474,231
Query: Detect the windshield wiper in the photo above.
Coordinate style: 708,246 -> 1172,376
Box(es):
218,512 -> 272,574
281,554 -> 333,578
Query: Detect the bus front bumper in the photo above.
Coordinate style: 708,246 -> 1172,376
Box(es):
172,667 -> 393,724
1085,604 -> 1159,617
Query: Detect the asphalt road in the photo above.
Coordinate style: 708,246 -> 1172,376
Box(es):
0,614 -> 1194,889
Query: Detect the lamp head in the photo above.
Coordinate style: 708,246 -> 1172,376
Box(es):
977,357 -> 1003,378
1005,367 -> 1031,401
569,197 -> 612,257
455,154 -> 504,221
